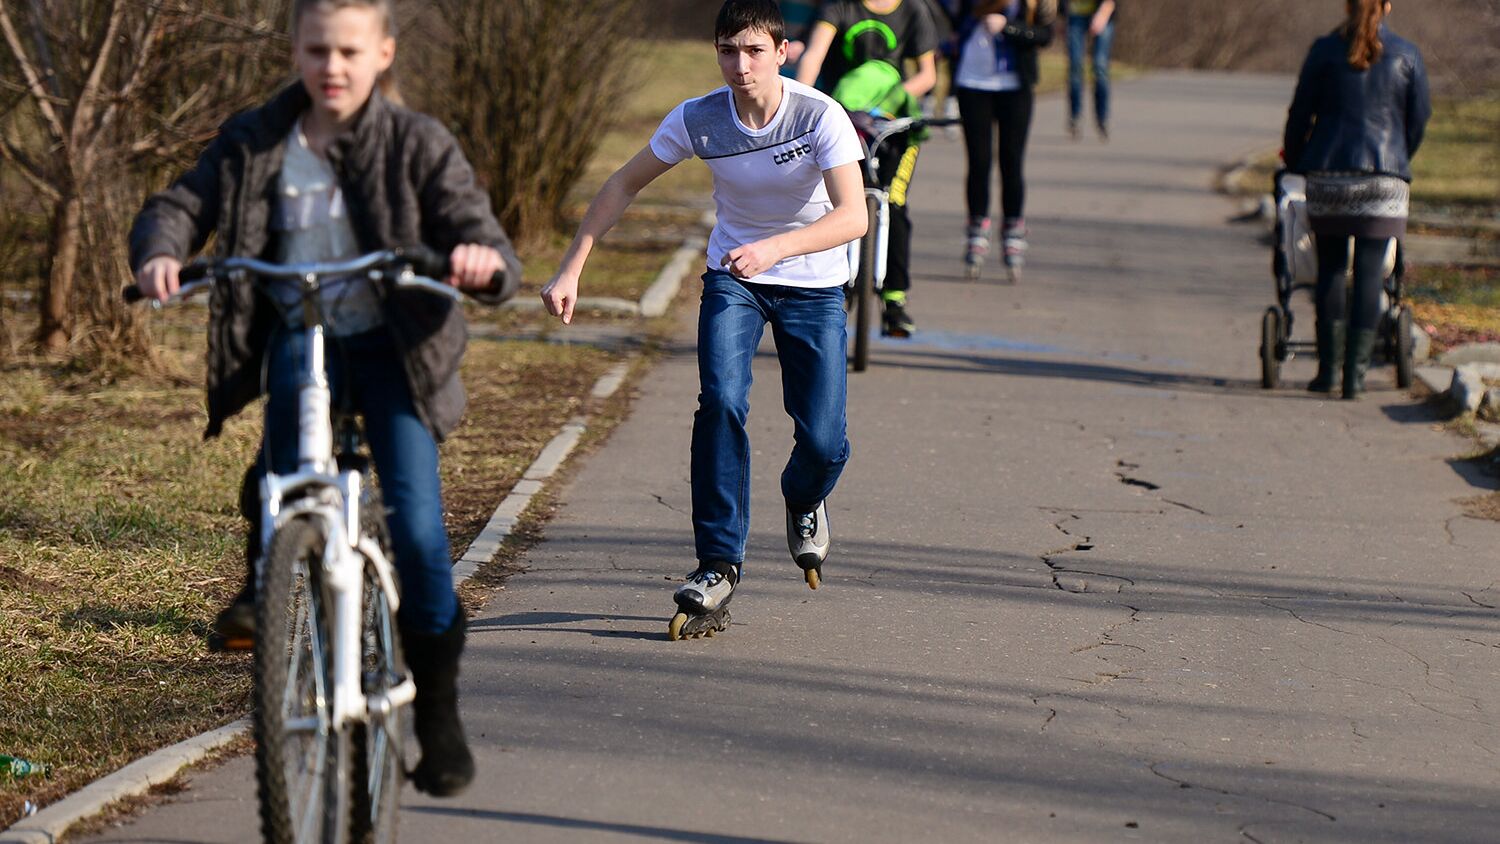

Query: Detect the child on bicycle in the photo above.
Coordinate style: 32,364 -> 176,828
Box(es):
129,0 -> 517,797
541,0 -> 866,639
796,0 -> 939,337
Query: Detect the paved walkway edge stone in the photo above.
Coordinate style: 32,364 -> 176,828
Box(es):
0,354 -> 635,843
1,720 -> 251,844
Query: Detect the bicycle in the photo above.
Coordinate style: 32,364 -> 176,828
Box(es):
844,113 -> 960,373
126,248 -> 494,844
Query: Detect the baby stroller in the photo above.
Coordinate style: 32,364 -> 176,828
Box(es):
1259,169 -> 1415,390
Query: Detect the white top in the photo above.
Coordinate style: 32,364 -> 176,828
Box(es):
649,77 -> 864,289
955,20 -> 1022,92
273,121 -> 384,336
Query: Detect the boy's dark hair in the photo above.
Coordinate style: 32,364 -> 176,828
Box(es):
715,0 -> 786,45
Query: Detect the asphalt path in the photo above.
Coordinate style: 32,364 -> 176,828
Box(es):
80,72 -> 1500,844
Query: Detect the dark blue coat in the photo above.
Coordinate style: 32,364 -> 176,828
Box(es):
1283,25 -> 1431,181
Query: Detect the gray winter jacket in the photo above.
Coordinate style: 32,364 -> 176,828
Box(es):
129,84 -> 519,442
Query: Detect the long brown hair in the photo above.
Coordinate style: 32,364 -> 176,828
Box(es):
1343,0 -> 1388,71
291,0 -> 402,104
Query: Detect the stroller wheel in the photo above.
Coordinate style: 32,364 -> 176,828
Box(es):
1260,307 -> 1283,389
1395,307 -> 1415,389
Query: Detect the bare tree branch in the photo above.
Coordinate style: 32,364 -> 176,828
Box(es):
0,0 -> 66,143
0,135 -> 60,201
70,0 -> 129,170
95,3 -> 166,142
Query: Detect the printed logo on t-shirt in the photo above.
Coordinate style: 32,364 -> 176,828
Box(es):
773,142 -> 814,165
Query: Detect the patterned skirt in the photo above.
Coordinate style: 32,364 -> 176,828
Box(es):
1305,172 -> 1410,239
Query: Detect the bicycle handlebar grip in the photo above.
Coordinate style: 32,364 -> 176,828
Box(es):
395,245 -> 450,280
393,245 -> 511,297
122,262 -> 213,303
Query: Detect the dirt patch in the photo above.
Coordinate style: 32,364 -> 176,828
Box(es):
0,563 -> 60,593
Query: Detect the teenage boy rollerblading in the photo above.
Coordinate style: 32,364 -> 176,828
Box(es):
542,0 -> 866,640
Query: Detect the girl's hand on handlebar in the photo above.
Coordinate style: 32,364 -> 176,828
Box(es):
983,14 -> 1008,35
446,244 -> 506,290
541,272 -> 579,324
722,240 -> 782,280
137,256 -> 183,303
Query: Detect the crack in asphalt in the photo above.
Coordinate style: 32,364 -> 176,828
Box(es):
1164,498 -> 1211,515
649,492 -> 690,517
1113,459 -> 1214,515
1266,599 -> 1494,724
1373,633 -> 1486,714
1148,762 -> 1337,823
1461,591 -> 1497,609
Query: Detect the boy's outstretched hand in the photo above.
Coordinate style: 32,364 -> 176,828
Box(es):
446,244 -> 506,291
136,255 -> 184,303
541,271 -> 578,324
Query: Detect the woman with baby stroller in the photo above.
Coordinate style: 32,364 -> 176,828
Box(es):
1283,0 -> 1430,399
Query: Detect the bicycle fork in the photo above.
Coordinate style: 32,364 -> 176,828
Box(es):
260,322 -> 415,732
846,187 -> 891,292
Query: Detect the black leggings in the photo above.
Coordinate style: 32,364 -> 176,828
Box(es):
957,86 -> 1035,222
1314,235 -> 1390,333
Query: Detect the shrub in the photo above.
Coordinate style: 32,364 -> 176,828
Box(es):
420,0 -> 644,247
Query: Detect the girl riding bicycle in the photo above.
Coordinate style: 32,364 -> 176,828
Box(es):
129,0 -> 517,797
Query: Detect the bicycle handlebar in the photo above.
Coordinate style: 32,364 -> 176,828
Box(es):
122,246 -> 498,305
853,113 -> 963,160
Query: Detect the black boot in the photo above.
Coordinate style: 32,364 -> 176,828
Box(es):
1307,320 -> 1345,393
1342,328 -> 1376,400
401,609 -> 475,796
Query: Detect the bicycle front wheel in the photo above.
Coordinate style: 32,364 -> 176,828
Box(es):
351,489 -> 404,844
255,517 -> 353,844
851,194 -> 880,373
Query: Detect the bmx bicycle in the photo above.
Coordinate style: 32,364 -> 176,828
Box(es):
844,112 -> 959,372
127,248 -> 495,843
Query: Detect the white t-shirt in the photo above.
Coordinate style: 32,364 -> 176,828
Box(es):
273,121 -> 384,336
649,78 -> 863,289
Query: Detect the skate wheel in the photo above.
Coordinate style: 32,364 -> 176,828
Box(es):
1005,266 -> 1022,285
805,568 -> 821,590
668,612 -> 688,641
964,263 -> 981,281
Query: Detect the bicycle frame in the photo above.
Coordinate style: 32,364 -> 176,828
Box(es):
845,115 -> 953,294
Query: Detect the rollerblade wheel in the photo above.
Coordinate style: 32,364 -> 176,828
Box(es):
668,607 -> 732,641
805,568 -> 821,590
963,262 -> 981,281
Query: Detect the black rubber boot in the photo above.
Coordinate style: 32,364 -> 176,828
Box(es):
1307,320 -> 1345,393
402,609 -> 475,797
210,576 -> 256,651
1342,328 -> 1377,400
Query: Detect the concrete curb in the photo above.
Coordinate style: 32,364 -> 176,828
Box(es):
1,720 -> 250,844
1411,363 -> 1500,450
0,215 -> 701,841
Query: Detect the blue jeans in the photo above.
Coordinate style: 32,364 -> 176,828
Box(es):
691,272 -> 850,567
254,326 -> 457,634
1067,15 -> 1114,125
